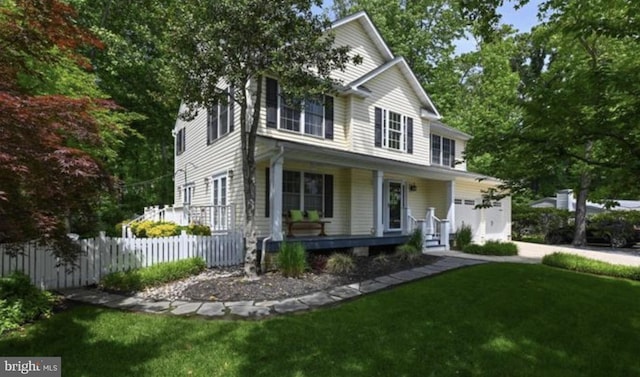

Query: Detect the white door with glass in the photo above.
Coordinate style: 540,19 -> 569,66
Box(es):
210,175 -> 227,231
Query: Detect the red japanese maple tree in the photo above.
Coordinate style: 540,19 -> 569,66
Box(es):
0,0 -> 113,263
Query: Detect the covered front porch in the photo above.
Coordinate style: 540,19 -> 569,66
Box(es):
258,138 -> 460,251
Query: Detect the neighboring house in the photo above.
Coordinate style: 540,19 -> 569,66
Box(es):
143,12 -> 511,250
531,189 -> 640,215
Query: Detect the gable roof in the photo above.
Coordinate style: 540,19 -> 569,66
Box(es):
331,11 -> 441,120
331,11 -> 394,61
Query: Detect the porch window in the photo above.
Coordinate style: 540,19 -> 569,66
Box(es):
431,134 -> 456,168
283,171 -> 324,213
207,86 -> 235,144
266,168 -> 333,218
265,78 -> 334,139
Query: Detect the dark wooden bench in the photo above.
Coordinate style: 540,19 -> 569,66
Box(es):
285,210 -> 330,237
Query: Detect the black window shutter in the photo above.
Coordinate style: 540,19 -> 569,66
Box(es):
374,107 -> 382,147
265,168 -> 270,217
324,174 -> 333,218
181,128 -> 186,153
209,103 -> 218,143
324,95 -> 334,140
450,140 -> 456,167
407,117 -> 413,154
266,78 -> 278,128
229,86 -> 235,133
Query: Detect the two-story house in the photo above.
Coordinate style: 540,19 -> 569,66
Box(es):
163,11 -> 511,251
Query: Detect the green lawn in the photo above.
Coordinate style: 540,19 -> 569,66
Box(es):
2,264 -> 640,377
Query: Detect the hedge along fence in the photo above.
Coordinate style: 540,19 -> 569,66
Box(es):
0,231 -> 244,290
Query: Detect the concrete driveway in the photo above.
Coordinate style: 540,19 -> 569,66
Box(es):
429,241 -> 640,267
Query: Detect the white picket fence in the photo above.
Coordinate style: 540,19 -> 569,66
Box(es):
0,231 -> 244,290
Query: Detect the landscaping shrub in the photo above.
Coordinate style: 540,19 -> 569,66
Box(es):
542,252 -> 640,281
186,224 -> 212,236
462,241 -> 518,256
395,228 -> 424,262
454,224 -> 473,250
0,271 -> 55,335
130,221 -> 212,238
512,205 -> 571,241
100,257 -> 206,292
145,222 -> 181,238
326,253 -> 355,274
277,242 -> 307,278
373,253 -> 390,266
308,254 -> 328,272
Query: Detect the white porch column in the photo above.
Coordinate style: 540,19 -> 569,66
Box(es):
446,180 -> 455,232
425,207 -> 435,239
373,170 -> 384,237
440,220 -> 450,250
270,155 -> 284,241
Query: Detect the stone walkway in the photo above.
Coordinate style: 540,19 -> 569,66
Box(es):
62,256 -> 485,319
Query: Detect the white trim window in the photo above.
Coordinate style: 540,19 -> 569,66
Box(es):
183,183 -> 195,205
431,134 -> 456,168
207,87 -> 234,144
382,109 -> 406,151
265,77 -> 334,139
374,107 -> 413,153
283,170 -> 324,213
211,175 -> 227,206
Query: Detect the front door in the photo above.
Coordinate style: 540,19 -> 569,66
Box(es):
385,181 -> 404,231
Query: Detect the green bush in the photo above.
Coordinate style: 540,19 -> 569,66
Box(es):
145,222 -> 181,238
462,241 -> 518,256
326,253 -> 355,274
454,224 -> 473,250
0,271 -> 55,335
130,221 -> 213,238
396,244 -> 422,262
277,242 -> 307,278
100,257 -> 206,292
542,252 -> 640,281
186,224 -> 212,236
406,228 -> 424,250
512,205 -> 572,241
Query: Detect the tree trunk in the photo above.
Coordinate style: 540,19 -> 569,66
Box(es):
573,141 -> 593,247
572,175 -> 590,247
242,76 -> 262,279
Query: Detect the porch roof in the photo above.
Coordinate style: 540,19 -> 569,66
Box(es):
257,136 -> 501,184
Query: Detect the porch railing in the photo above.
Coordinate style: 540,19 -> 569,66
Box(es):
407,207 -> 450,250
122,204 -> 235,238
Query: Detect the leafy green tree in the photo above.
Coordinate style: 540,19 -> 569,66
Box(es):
69,0 -> 180,219
168,0 -> 358,278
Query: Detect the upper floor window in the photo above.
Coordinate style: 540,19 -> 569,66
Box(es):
431,134 -> 456,168
175,127 -> 186,155
266,77 -> 334,140
374,107 -> 413,154
207,87 -> 235,144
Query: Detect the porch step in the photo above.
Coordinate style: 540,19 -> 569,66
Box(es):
424,238 -> 441,248
423,245 -> 446,253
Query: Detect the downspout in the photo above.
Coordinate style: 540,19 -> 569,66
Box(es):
261,145 -> 285,273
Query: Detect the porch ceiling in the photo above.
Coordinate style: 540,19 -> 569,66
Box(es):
257,136 -> 499,183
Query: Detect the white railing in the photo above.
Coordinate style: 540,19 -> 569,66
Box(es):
188,204 -> 236,233
408,207 -> 450,250
1,231 -> 244,290
122,204 -> 235,238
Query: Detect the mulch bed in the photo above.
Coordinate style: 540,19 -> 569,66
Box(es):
180,253 -> 441,302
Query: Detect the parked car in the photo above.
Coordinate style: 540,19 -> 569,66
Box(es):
545,222 -> 640,248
